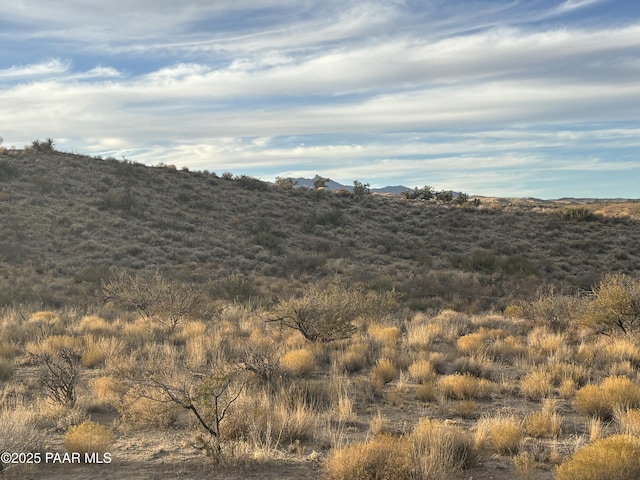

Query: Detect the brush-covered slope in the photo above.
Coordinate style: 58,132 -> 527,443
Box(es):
1,148 -> 639,310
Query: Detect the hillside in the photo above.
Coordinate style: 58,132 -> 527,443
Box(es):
3,147 -> 640,480
1,147 -> 639,310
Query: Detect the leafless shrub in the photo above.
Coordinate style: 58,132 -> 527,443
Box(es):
101,269 -> 205,333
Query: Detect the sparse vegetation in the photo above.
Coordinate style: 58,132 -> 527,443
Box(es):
2,148 -> 640,478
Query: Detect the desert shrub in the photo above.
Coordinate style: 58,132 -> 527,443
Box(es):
29,347 -> 81,406
602,338 -> 640,367
0,406 -> 44,462
271,400 -> 318,444
304,208 -> 343,231
30,137 -> 56,152
270,283 -> 396,342
451,356 -> 493,379
371,358 -> 399,385
119,389 -> 181,430
584,273 -> 640,335
451,249 -> 499,274
555,435 -> 640,480
615,408 -> 640,436
280,349 -> 316,378
560,206 -> 595,222
0,159 -> 18,180
80,344 -> 107,368
574,376 -> 640,419
77,315 -> 116,336
0,341 -> 19,359
90,375 -> 124,406
26,310 -> 65,338
522,291 -> 586,332
275,176 -> 295,189
0,357 -> 14,381
101,269 -> 204,332
64,420 -> 113,455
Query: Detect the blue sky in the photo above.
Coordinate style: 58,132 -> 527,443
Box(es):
1,0 -> 639,198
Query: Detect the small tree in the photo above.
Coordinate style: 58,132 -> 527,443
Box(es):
29,348 -> 81,407
436,190 -> 454,202
275,176 -> 297,189
353,180 -> 371,197
402,185 -> 433,200
30,138 -> 56,152
584,273 -> 640,335
313,176 -> 330,189
122,352 -> 246,463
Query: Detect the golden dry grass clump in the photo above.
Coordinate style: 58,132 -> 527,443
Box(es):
555,434 -> 640,480
64,420 -> 113,455
615,408 -> 640,436
524,399 -> 562,438
574,376 -> 640,419
437,374 -> 495,400
407,358 -> 437,384
280,348 -> 316,378
324,418 -> 476,480
475,413 -> 523,454
337,342 -> 369,373
367,323 -> 401,348
370,358 -> 399,385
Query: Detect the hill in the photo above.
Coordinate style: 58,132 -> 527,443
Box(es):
1,147 -> 639,310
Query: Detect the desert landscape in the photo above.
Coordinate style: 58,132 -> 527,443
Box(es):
1,145 -> 640,479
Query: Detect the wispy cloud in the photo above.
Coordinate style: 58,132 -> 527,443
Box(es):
1,0 -> 638,198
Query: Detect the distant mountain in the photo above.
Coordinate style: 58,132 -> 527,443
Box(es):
291,175 -> 410,195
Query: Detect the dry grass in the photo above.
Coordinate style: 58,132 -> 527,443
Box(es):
555,435 -> 640,480
0,405 -> 44,455
407,358 -> 436,384
524,399 -> 562,438
324,418 -> 476,480
476,413 -> 523,454
437,374 -> 495,400
337,342 -> 369,373
456,333 -> 485,356
519,368 -> 554,401
323,434 -> 411,480
368,323 -> 401,348
3,150 -> 640,478
64,420 -> 113,455
574,376 -> 640,419
280,348 -> 316,378
0,357 -> 14,381
370,358 -> 399,385
614,407 -> 640,436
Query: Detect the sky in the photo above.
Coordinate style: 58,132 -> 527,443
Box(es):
1,0 -> 639,198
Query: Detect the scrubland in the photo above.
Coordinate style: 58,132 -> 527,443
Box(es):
1,147 -> 640,479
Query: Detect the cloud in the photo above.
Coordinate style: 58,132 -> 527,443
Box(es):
1,0 -> 639,198
0,59 -> 70,79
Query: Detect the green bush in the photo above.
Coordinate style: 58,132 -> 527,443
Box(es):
584,273 -> 640,335
560,206 -> 595,222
